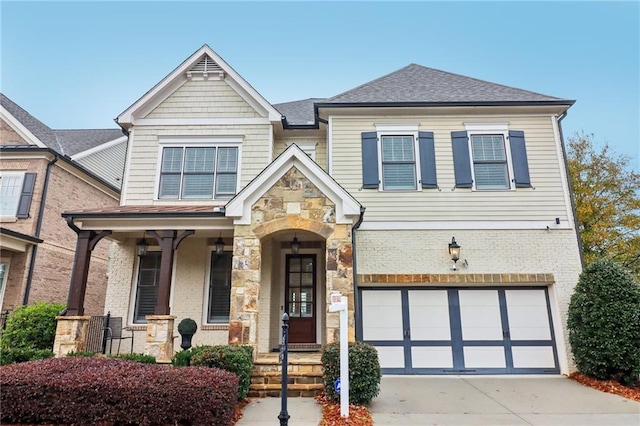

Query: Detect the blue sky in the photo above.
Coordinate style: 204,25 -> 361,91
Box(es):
2,1 -> 638,170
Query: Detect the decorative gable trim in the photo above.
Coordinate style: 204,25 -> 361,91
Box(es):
0,105 -> 47,147
117,45 -> 282,128
225,144 -> 361,225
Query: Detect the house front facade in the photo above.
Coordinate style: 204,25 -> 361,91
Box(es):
57,45 -> 582,375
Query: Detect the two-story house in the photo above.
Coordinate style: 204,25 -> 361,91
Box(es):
56,45 -> 582,376
0,94 -> 125,316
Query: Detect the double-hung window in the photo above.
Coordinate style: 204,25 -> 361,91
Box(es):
133,252 -> 161,323
361,126 -> 437,191
207,251 -> 232,323
471,134 -> 509,189
157,138 -> 240,200
0,172 -> 36,218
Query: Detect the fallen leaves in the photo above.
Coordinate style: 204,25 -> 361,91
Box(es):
568,372 -> 640,402
316,393 -> 373,426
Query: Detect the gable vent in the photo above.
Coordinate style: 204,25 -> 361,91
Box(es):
187,55 -> 224,80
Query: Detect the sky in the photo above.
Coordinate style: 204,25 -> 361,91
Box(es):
1,1 -> 639,170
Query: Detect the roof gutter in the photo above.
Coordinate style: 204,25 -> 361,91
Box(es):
557,112 -> 585,269
23,155 -> 58,305
351,206 -> 366,341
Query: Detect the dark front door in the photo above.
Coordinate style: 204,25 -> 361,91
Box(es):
285,254 -> 316,343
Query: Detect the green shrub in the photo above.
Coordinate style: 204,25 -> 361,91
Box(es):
66,351 -> 98,357
322,341 -> 381,405
177,318 -> 198,335
0,347 -> 54,365
568,259 -> 640,385
112,353 -> 156,364
171,345 -> 210,366
1,302 -> 65,350
190,345 -> 253,400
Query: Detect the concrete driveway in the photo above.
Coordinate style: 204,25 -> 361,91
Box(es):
370,375 -> 640,425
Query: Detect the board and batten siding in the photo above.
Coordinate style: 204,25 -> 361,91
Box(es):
331,115 -> 569,223
123,125 -> 272,205
273,135 -> 327,171
145,79 -> 261,119
76,141 -> 127,189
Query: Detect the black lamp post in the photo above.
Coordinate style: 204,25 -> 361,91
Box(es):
278,313 -> 290,426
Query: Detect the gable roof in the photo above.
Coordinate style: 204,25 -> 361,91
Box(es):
274,98 -> 326,126
116,45 -> 282,128
54,129 -> 124,156
1,93 -> 57,150
225,144 -> 362,225
324,64 -> 573,105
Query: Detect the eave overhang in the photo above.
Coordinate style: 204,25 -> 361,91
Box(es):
0,227 -> 43,252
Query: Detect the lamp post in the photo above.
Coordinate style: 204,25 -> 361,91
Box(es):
278,313 -> 290,426
449,237 -> 461,270
290,235 -> 300,256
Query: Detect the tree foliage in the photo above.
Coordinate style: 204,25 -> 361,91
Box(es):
567,133 -> 640,277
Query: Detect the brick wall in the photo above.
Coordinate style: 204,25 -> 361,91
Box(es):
1,119 -> 29,144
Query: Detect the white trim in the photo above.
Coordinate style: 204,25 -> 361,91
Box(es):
154,139 -> 242,201
463,122 -> 509,132
268,124 -> 274,163
0,257 -> 10,310
285,141 -> 317,161
0,106 -> 47,147
120,128 -> 134,206
71,136 -> 127,160
358,220 -> 573,231
464,123 -> 514,191
328,116 -> 333,175
225,144 -> 361,225
133,117 -> 272,126
117,45 -> 282,126
374,124 -> 419,132
376,131 -> 421,192
551,115 -> 574,225
0,231 -> 34,252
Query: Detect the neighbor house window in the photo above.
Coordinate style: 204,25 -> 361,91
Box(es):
207,251 -> 232,323
133,252 -> 161,323
381,135 -> 417,190
158,146 -> 238,199
470,134 -> 509,189
0,172 -> 35,218
0,259 -> 9,310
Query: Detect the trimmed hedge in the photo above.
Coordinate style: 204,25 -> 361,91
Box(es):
111,353 -> 156,364
0,356 -> 238,426
568,259 -> 640,385
1,302 -> 65,350
322,341 -> 381,405
190,345 -> 253,400
0,347 -> 54,365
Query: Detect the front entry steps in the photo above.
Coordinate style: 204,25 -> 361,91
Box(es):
250,352 -> 324,397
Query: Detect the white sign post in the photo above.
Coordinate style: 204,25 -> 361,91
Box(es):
329,291 -> 349,418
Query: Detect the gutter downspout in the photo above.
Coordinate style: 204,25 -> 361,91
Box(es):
557,112 -> 585,269
23,155 -> 58,304
351,206 -> 366,341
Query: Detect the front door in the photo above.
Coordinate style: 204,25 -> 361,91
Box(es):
285,254 -> 316,343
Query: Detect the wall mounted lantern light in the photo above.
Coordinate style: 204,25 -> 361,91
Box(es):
215,234 -> 225,255
136,236 -> 149,258
448,237 -> 461,270
291,234 -> 300,256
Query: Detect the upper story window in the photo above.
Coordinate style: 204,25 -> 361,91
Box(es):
157,137 -> 241,200
0,172 -> 36,218
361,125 -> 437,191
451,124 -> 531,190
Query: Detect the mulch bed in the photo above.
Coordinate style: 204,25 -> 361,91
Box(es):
315,393 -> 373,426
568,372 -> 640,402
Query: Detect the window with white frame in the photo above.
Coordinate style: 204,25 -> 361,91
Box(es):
0,173 -> 25,216
158,143 -> 239,200
207,251 -> 232,323
0,259 -> 9,310
380,135 -> 417,190
470,134 -> 510,189
133,252 -> 161,323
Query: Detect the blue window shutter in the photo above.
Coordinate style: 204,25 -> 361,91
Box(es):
418,131 -> 437,188
451,131 -> 472,188
16,173 -> 36,218
509,130 -> 531,188
361,132 -> 379,189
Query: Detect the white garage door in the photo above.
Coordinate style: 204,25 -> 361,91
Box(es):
360,287 -> 559,374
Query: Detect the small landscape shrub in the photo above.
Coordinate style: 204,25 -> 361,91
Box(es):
172,344 -> 210,366
66,351 -> 98,357
1,302 -> 65,350
111,353 -> 156,364
177,317 -> 198,335
322,341 -> 381,405
568,259 -> 640,385
0,356 -> 238,426
190,344 -> 253,400
0,347 -> 54,365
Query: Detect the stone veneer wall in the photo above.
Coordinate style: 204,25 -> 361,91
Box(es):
228,167 -> 354,354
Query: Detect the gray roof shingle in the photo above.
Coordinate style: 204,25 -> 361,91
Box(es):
325,64 -> 570,104
274,98 -> 326,126
0,93 -> 62,152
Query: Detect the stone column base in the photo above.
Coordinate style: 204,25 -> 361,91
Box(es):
145,315 -> 176,363
53,316 -> 91,357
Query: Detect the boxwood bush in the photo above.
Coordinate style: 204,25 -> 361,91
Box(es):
190,345 -> 253,400
0,356 -> 238,425
1,302 -> 65,350
568,259 -> 640,385
0,347 -> 54,365
322,341 -> 381,405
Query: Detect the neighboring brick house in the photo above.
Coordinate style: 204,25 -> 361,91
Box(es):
57,45 -> 582,377
0,94 -> 125,315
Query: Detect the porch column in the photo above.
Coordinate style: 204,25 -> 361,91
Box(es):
53,315 -> 91,357
148,230 -> 194,315
145,315 -> 176,363
65,218 -> 111,316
